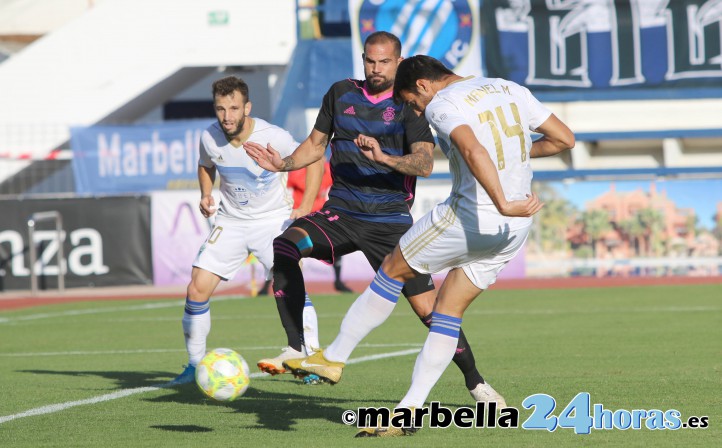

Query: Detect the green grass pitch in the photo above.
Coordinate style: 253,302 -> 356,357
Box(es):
0,283 -> 719,447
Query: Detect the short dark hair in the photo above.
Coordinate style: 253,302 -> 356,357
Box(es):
363,31 -> 402,58
393,55 -> 454,102
212,76 -> 250,102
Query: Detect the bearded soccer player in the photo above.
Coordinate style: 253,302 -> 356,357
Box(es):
244,32 -> 500,404
170,76 -> 323,384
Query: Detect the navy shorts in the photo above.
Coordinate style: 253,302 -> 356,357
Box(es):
291,208 -> 435,298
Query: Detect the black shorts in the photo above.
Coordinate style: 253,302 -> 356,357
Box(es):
291,208 -> 434,298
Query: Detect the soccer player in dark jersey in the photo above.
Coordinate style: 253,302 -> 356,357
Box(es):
244,31 -> 503,404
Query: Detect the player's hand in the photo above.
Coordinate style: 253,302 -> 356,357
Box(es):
243,141 -> 284,172
499,193 -> 544,217
354,134 -> 387,164
289,205 -> 311,220
199,195 -> 216,218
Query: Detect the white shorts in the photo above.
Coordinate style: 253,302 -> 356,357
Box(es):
193,213 -> 292,281
399,203 -> 530,290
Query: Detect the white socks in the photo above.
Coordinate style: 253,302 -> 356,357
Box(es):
398,313 -> 462,409
182,294 -> 320,364
182,297 -> 211,366
302,293 -> 320,352
325,268 -> 403,363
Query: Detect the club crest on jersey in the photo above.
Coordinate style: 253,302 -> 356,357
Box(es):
358,0 -> 474,71
382,106 -> 396,123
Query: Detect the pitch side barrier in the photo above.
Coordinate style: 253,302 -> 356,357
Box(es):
0,195 -> 152,292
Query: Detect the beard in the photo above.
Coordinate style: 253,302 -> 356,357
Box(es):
219,115 -> 245,138
365,75 -> 393,95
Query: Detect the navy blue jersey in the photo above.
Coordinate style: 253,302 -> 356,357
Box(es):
314,79 -> 435,224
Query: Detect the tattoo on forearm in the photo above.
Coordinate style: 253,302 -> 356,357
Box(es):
282,156 -> 295,171
388,143 -> 433,176
389,153 -> 433,176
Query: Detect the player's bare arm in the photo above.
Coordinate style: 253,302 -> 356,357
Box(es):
197,164 -> 217,218
292,158 -> 325,219
450,125 -> 543,218
243,129 -> 328,172
354,134 -> 434,177
529,113 -> 575,158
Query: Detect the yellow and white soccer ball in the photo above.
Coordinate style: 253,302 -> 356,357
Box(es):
195,348 -> 250,401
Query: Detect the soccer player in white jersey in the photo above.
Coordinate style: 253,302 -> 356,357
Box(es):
170,76 -> 323,384
284,56 -> 574,436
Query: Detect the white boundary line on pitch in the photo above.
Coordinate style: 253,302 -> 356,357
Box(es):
0,348 -> 420,425
3,300 -> 719,325
0,343 -> 423,358
0,296 -> 248,324
463,305 -> 722,315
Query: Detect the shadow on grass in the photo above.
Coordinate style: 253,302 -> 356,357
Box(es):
149,384 -> 398,432
149,425 -> 213,433
18,368 -> 400,432
18,369 -> 177,389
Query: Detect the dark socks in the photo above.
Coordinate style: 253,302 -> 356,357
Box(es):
272,237 -> 307,352
333,258 -> 352,292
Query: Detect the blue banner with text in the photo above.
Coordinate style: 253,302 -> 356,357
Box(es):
71,120 -> 211,194
481,0 -> 722,97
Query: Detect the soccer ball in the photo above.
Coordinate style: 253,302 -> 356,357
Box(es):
195,348 -> 250,401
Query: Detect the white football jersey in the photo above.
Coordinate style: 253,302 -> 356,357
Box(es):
198,118 -> 296,220
425,76 -> 551,231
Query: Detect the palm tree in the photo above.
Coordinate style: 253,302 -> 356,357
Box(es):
637,207 -> 665,256
686,215 -> 698,235
619,217 -> 645,256
529,182 -> 577,253
713,211 -> 722,255
582,209 -> 612,258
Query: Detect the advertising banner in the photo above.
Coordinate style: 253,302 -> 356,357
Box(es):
151,190 -> 216,286
349,0 -> 483,79
482,0 -> 722,94
71,119 -> 211,194
150,190 -> 377,287
350,1 -> 722,96
0,196 -> 152,291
